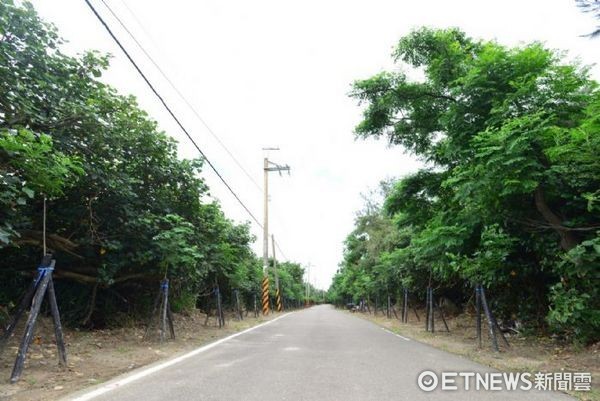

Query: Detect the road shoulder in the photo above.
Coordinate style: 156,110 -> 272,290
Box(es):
346,309 -> 599,401
0,310 -> 289,401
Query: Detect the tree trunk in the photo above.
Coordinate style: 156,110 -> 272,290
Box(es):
533,186 -> 579,251
81,282 -> 99,326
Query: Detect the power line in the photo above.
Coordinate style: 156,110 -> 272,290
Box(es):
107,0 -> 295,259
274,239 -> 288,261
115,0 -> 161,49
87,0 -> 293,262
83,0 -> 263,229
98,0 -> 263,193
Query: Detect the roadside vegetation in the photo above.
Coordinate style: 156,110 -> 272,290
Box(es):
0,0 -> 316,330
329,27 -> 600,345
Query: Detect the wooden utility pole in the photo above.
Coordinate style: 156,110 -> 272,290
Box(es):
305,263 -> 312,306
272,234 -> 283,312
261,157 -> 270,315
261,152 -> 290,315
263,156 -> 269,282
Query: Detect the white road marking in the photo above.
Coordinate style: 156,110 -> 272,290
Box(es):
64,313 -> 292,401
381,327 -> 411,341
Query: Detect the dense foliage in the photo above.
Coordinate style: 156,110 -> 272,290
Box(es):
0,1 -> 307,326
329,28 -> 600,344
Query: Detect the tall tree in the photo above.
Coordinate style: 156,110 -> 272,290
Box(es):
0,0 -> 315,326
339,27 -> 600,343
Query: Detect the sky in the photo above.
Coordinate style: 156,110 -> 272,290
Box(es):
29,0 -> 599,289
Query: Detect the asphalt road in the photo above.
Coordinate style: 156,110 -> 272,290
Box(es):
66,305 -> 573,401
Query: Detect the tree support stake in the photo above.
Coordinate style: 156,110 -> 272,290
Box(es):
2,255 -> 67,383
145,279 -> 175,341
475,284 -> 509,352
425,287 -> 449,333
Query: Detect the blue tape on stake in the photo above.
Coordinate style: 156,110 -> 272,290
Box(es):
33,266 -> 54,288
161,280 -> 169,291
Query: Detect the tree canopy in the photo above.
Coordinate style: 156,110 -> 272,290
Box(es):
0,0 -> 307,326
330,27 -> 600,344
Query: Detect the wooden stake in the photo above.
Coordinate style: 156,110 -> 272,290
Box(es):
235,290 -> 243,321
434,296 -> 449,332
1,279 -> 38,348
424,289 -> 428,330
46,277 -> 67,366
166,305 -> 175,340
145,280 -> 175,341
480,285 -> 509,349
253,293 -> 258,318
160,280 -> 169,343
479,285 -> 499,352
412,304 -> 420,322
216,286 -> 224,327
11,267 -> 52,383
374,295 -> 378,316
476,285 -> 482,348
402,288 -> 408,323
8,258 -> 66,383
215,287 -> 221,327
429,288 -> 435,333
387,295 -> 391,319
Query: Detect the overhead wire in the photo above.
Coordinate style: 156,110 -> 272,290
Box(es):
274,240 -> 288,261
86,0 -> 293,262
98,0 -> 263,193
83,0 -> 263,229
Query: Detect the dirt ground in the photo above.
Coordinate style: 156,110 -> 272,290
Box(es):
1,307 -> 597,401
353,308 -> 600,401
0,309 -> 281,401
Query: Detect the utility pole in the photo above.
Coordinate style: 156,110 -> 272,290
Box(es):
263,156 -> 269,276
305,263 -> 312,307
261,150 -> 290,315
272,234 -> 282,312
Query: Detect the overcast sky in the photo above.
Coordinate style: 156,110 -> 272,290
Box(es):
29,0 -> 599,289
